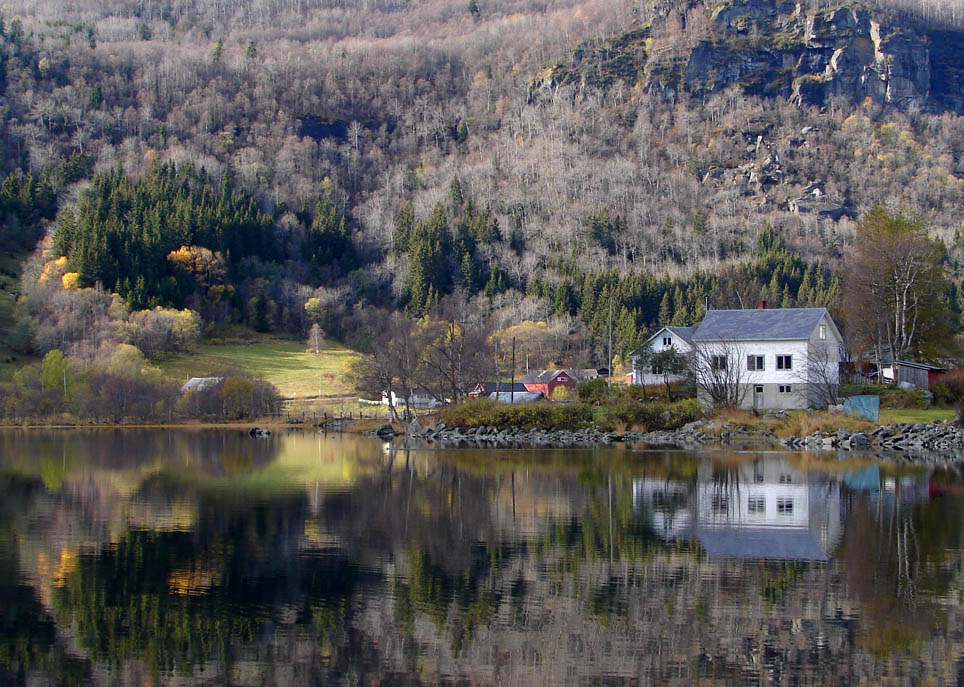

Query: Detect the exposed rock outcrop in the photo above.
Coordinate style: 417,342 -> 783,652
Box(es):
532,0 -> 964,115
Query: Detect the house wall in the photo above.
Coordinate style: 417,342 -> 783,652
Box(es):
695,313 -> 844,410
632,330 -> 692,386
695,339 -> 811,410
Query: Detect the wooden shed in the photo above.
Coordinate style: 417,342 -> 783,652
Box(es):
520,369 -> 577,398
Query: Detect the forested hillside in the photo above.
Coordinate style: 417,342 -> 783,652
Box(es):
2,0 -> 964,369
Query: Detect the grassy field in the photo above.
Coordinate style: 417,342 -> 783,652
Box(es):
880,407 -> 957,424
158,337 -> 360,400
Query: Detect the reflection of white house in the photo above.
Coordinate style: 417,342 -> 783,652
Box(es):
629,326 -> 694,386
633,458 -> 844,562
381,389 -> 441,409
632,478 -> 692,540
693,459 -> 843,561
692,306 -> 844,410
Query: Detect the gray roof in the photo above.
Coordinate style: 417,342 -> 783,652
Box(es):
489,391 -> 544,404
692,308 -> 829,342
179,377 -> 223,393
520,369 -> 576,384
473,382 -> 528,394
695,526 -> 829,561
666,326 -> 695,345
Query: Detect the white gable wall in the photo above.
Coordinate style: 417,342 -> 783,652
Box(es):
632,328 -> 693,386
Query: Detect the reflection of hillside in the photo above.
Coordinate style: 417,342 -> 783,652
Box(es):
2,436 -> 964,685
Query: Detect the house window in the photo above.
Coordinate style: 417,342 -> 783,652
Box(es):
712,495 -> 729,513
779,473 -> 792,484
747,355 -> 765,371
779,385 -> 792,394
819,324 -> 827,340
651,364 -> 664,375
711,355 -> 727,371
662,336 -> 672,347
777,498 -> 793,514
748,497 -> 765,513
776,355 -> 792,370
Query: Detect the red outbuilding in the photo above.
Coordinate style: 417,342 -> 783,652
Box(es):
520,369 -> 577,398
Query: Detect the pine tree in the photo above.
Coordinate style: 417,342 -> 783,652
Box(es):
253,291 -> 270,332
657,291 -> 672,326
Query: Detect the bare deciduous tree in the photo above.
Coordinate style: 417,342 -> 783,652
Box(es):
689,340 -> 748,408
796,344 -> 842,409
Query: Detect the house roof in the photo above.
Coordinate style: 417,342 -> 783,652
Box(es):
695,526 -> 830,561
179,377 -> 223,393
882,360 -> 947,372
473,382 -> 528,394
489,391 -> 544,404
630,326 -> 696,356
693,308 -> 831,342
665,326 -> 696,345
520,369 -> 575,384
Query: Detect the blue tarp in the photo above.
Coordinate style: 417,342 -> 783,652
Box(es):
843,395 -> 880,422
844,465 -> 881,491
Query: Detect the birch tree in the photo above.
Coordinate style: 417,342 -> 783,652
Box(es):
843,208 -> 956,366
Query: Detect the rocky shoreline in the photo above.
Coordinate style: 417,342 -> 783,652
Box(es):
368,418 -> 964,461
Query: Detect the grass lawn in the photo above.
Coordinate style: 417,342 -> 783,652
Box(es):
158,337 -> 360,400
879,407 -> 957,424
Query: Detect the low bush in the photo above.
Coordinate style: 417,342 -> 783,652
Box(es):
934,369 -> 964,405
878,387 -> 929,409
577,378 -> 609,402
840,383 -> 929,409
440,399 -> 594,430
597,398 -> 701,432
771,411 -> 875,439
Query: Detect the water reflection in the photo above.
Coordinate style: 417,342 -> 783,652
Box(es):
0,430 -> 962,685
634,458 -> 846,561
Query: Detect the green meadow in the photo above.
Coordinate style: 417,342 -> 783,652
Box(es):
157,337 -> 359,400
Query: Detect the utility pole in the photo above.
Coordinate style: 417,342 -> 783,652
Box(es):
608,296 -> 613,387
511,337 -> 516,405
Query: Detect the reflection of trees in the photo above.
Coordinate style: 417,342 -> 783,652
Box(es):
0,474 -> 92,684
49,495 -> 368,673
0,429 -> 282,478
839,487 -> 964,657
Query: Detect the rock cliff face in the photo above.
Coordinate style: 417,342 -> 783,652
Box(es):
534,0 -> 964,114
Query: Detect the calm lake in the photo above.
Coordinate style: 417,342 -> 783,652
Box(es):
1,429 -> 963,685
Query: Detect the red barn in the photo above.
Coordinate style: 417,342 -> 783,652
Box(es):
520,369 -> 577,398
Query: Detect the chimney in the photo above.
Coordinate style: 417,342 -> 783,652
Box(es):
756,300 -> 767,309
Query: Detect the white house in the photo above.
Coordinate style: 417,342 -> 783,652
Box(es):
691,306 -> 844,411
381,388 -> 441,409
629,326 -> 695,386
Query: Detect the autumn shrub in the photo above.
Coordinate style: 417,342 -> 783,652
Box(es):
597,398 -> 701,432
577,378 -> 609,402
934,369 -> 964,405
440,398 -> 593,430
878,387 -> 929,409
771,411 -> 875,439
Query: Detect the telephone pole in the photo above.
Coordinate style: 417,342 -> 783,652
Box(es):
608,296 -> 613,387
510,337 -> 516,405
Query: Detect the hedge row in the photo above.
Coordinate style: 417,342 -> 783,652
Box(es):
439,399 -> 594,430
439,397 -> 701,433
